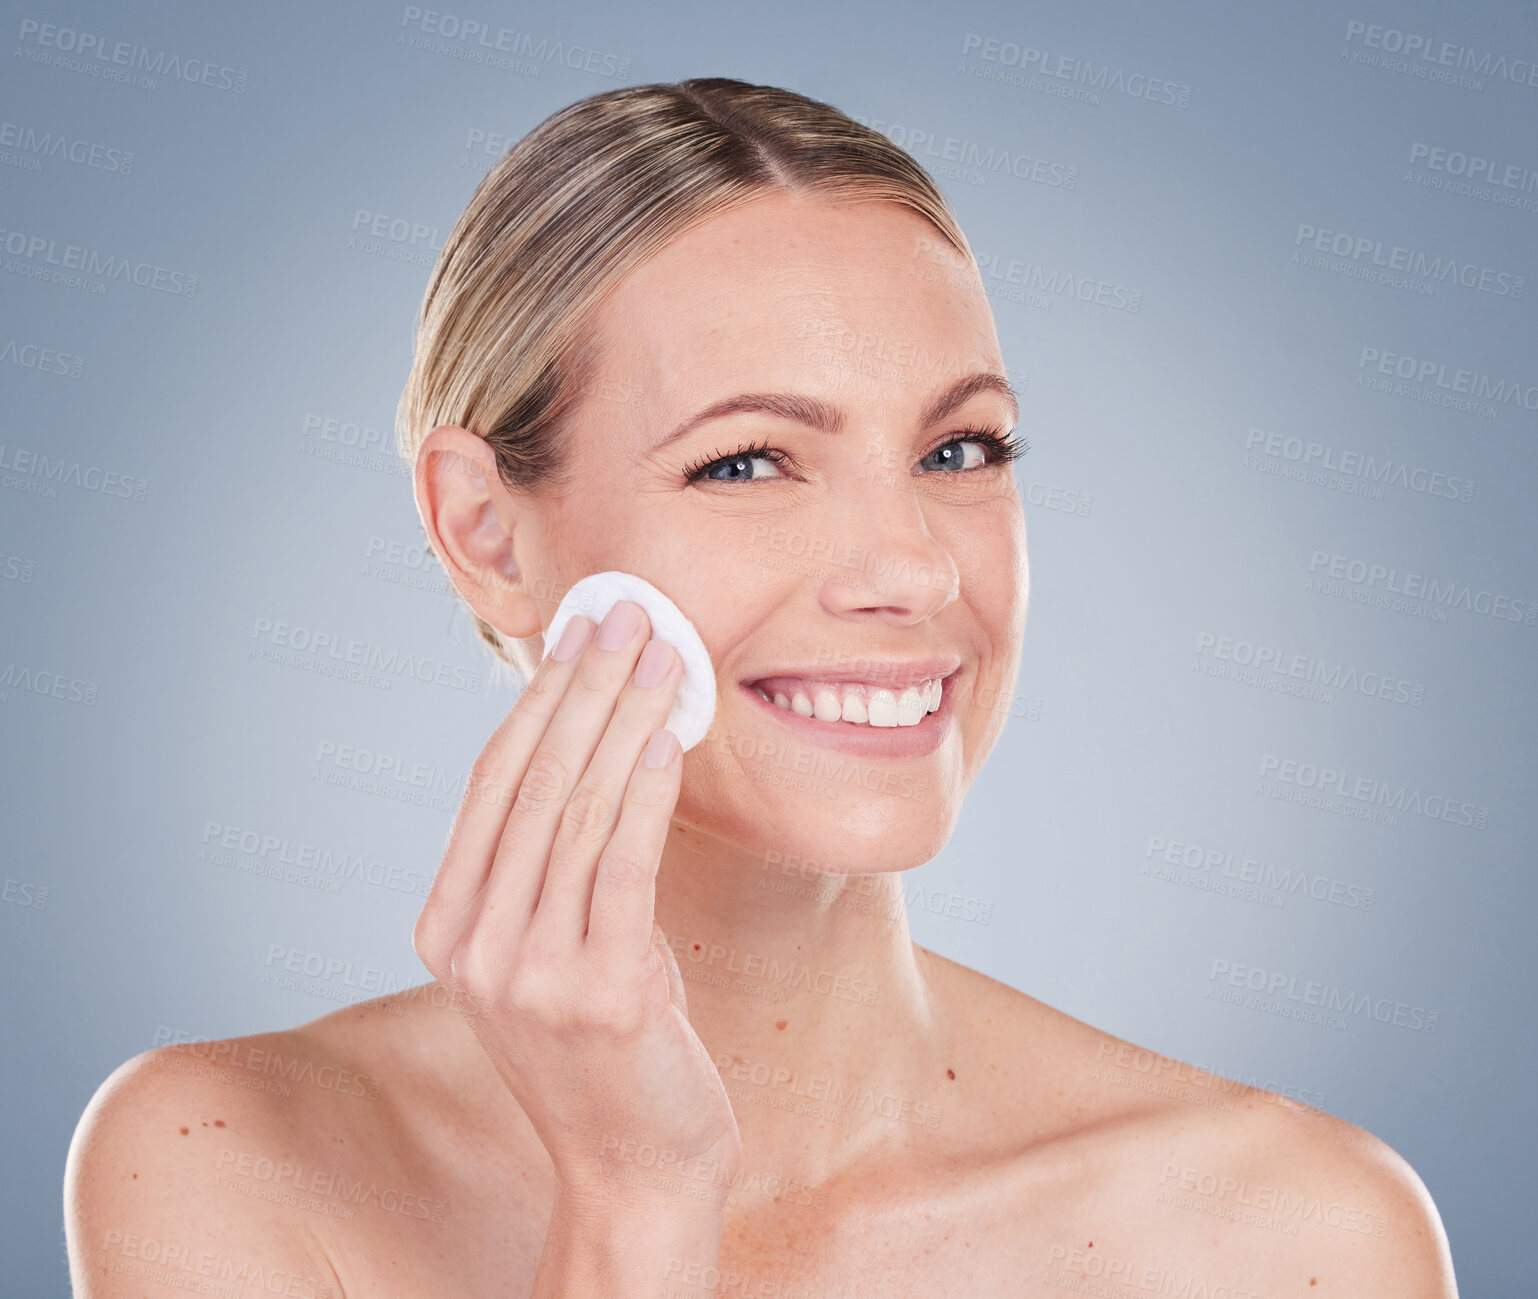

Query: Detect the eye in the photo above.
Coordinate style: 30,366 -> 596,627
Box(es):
682,426 -> 1029,485
682,439 -> 791,484
918,426 -> 1029,474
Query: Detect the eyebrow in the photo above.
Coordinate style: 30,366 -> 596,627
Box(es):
651,370 -> 1020,451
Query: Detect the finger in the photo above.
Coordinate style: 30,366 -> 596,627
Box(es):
585,726 -> 683,972
477,599 -> 653,939
656,922 -> 688,1014
533,640 -> 682,938
413,613 -> 597,973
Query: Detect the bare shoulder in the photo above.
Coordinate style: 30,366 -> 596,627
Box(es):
1196,1095 -> 1457,1296
64,1018 -> 353,1296
914,946 -> 1458,1294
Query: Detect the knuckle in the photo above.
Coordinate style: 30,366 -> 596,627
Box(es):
571,654 -> 622,698
448,936 -> 499,998
596,848 -> 654,888
464,758 -> 516,814
412,908 -> 448,970
561,783 -> 616,846
515,748 -> 571,816
519,667 -> 559,708
625,771 -> 675,811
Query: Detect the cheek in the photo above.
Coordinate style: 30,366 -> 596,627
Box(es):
949,499 -> 1026,606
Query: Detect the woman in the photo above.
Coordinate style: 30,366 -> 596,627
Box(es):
64,78 -> 1458,1297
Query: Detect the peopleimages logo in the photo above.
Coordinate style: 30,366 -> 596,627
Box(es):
1345,20 -> 1538,90
1194,631 -> 1426,708
1208,957 -> 1440,1034
1145,834 -> 1376,911
1259,753 -> 1490,830
959,33 -> 1193,107
397,6 -> 630,78
0,225 -> 199,297
1293,223 -> 1523,297
0,122 -> 134,174
248,617 -> 483,694
1306,548 -> 1535,627
1407,141 -> 1538,192
15,19 -> 249,92
1244,427 -> 1474,504
0,444 -> 148,501
1356,346 -> 1538,415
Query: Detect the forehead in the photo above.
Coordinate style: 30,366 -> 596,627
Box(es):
581,191 -> 1004,442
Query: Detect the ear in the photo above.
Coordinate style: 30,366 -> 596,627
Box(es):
413,425 -> 544,641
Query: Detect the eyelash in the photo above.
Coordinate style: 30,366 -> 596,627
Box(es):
681,426 -> 1030,484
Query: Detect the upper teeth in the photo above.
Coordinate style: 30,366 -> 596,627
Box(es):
749,676 -> 944,728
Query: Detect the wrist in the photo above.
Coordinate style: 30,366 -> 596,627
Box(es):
561,1137 -> 743,1215
560,1156 -> 740,1218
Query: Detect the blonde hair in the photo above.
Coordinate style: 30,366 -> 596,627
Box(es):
395,76 -> 975,672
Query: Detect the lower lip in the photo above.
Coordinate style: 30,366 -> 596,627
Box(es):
736,673 -> 958,759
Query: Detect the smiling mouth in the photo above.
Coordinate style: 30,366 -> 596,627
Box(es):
744,673 -> 952,729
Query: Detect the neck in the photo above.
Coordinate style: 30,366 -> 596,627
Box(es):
652,821 -> 949,1190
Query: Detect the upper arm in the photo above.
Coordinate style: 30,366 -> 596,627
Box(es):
64,1046 -> 343,1298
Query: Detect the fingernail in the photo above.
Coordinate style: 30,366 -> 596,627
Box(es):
633,638 -> 675,689
551,616 -> 593,662
597,599 -> 643,651
643,728 -> 679,768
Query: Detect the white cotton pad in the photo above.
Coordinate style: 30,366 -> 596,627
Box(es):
540,571 -> 717,753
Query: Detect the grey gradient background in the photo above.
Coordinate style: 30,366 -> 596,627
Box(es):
3,0 -> 1535,1293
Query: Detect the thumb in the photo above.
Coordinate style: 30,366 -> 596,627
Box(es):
651,921 -> 689,1016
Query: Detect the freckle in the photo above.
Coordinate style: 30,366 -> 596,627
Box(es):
1309,1281 -> 1316,1287
201,1121 -> 208,1127
775,1020 -> 788,1031
179,1127 -> 189,1135
214,1120 -> 226,1128
131,1173 -> 138,1179
946,1068 -> 955,1080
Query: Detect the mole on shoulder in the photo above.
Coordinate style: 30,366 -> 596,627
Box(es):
775,1020 -> 788,1031
179,1127 -> 189,1135
214,1119 -> 226,1127
946,1068 -> 955,1080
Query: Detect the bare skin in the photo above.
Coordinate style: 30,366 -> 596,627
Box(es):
65,191 -> 1458,1297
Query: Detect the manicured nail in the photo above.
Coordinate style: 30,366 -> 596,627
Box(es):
597,599 -> 644,650
551,616 -> 593,662
633,638 -> 675,689
643,728 -> 679,768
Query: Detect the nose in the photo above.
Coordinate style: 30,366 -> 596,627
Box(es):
815,479 -> 959,625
